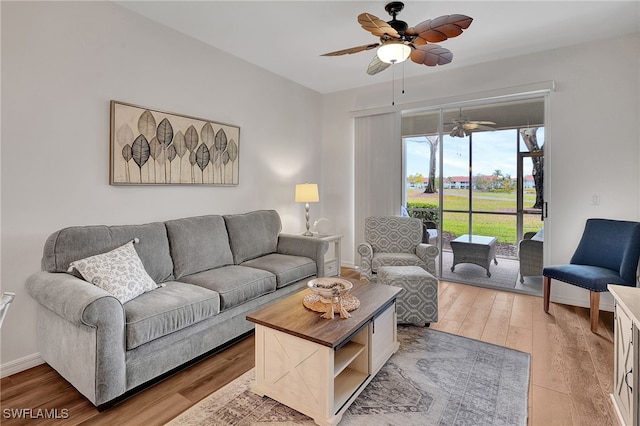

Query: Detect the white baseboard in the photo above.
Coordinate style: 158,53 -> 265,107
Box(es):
1,353 -> 44,378
551,294 -> 615,313
342,261 -> 356,270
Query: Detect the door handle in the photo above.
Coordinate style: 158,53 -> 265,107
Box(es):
625,368 -> 633,392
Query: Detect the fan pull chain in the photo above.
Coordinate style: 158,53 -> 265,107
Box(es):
389,61 -> 407,105
402,61 -> 405,94
391,61 -> 396,105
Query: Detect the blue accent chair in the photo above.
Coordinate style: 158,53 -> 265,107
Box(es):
543,218 -> 640,332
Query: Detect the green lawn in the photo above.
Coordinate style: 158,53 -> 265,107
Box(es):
407,189 -> 543,245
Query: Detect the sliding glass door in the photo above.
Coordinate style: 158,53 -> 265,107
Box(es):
403,96 -> 545,292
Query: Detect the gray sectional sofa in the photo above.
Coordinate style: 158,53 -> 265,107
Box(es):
26,210 -> 328,409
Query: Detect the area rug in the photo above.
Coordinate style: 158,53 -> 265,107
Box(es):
166,327 -> 530,426
439,250 -> 521,291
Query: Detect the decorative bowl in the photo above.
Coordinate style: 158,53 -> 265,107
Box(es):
307,278 -> 353,300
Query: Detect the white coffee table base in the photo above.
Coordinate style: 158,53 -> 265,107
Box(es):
251,302 -> 398,426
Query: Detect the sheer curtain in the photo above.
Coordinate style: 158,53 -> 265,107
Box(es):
354,112 -> 402,266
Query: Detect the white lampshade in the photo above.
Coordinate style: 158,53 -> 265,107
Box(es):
295,183 -> 319,203
377,42 -> 411,64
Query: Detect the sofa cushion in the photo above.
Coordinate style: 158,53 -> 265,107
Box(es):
241,253 -> 316,288
165,215 -> 234,279
124,282 -> 221,350
68,239 -> 159,304
42,221 -> 174,283
224,210 -> 281,264
179,265 -> 276,311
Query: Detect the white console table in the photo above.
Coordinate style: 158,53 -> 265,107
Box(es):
610,284 -> 640,426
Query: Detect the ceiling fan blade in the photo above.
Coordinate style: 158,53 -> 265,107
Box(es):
321,43 -> 380,56
366,55 -> 391,75
358,13 -> 401,38
410,44 -> 453,66
407,14 -> 473,44
473,124 -> 497,131
462,122 -> 496,132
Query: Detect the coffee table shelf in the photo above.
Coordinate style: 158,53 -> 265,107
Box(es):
334,341 -> 365,377
334,368 -> 368,413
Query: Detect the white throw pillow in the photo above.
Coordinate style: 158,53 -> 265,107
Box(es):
531,228 -> 544,241
68,239 -> 158,304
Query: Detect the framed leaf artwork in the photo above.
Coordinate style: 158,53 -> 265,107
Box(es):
110,101 -> 240,185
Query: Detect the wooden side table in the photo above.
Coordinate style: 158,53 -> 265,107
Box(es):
318,234 -> 342,277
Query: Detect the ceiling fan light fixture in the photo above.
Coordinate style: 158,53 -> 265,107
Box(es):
377,42 -> 411,64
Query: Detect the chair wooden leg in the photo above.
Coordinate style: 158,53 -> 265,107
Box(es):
543,276 -> 551,313
590,291 -> 600,333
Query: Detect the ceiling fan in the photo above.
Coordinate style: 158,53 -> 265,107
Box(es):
321,1 -> 473,75
448,108 -> 496,138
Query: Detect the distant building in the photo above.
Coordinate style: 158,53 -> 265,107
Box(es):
417,174 -> 536,190
523,175 -> 535,188
444,176 -> 470,189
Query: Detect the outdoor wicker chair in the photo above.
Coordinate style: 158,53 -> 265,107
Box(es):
422,220 -> 438,244
518,230 -> 543,283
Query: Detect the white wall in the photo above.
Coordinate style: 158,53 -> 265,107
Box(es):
0,1 -> 322,372
322,33 -> 640,310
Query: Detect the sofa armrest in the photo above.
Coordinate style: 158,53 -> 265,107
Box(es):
26,271 -> 124,325
416,243 -> 439,275
357,243 -> 373,281
26,271 -> 126,406
277,234 -> 329,277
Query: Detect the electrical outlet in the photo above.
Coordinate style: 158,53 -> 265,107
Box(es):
591,195 -> 600,205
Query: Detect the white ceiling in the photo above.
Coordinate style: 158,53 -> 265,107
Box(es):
117,1 -> 640,94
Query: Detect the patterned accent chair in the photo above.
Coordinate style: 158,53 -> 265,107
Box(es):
358,216 -> 439,282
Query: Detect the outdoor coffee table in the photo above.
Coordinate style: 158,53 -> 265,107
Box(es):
450,234 -> 498,277
246,279 -> 402,426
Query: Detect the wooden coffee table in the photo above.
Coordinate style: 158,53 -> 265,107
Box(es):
450,234 -> 498,277
246,279 -> 402,426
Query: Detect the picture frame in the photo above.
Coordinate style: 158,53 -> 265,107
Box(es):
110,100 -> 240,185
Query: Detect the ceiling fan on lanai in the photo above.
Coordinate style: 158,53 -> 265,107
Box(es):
321,1 -> 473,75
448,108 -> 496,138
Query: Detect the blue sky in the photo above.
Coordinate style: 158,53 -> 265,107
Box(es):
405,128 -> 543,179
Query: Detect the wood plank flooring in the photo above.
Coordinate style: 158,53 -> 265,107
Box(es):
1,268 -> 616,425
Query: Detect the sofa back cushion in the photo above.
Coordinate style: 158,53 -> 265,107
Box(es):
224,210 -> 282,264
165,215 -> 234,279
42,222 -> 174,283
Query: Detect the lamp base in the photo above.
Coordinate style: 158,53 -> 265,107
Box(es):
302,203 -> 313,237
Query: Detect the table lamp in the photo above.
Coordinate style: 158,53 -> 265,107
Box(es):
295,183 -> 319,236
